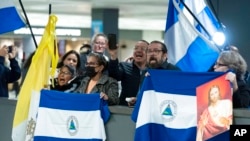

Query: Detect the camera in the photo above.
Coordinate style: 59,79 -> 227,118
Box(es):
8,46 -> 13,53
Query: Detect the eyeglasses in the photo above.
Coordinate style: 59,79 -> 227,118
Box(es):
85,62 -> 99,66
214,62 -> 228,67
147,49 -> 163,55
94,42 -> 106,46
58,71 -> 72,75
134,47 -> 147,51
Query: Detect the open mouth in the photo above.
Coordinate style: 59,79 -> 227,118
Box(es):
149,58 -> 157,62
58,78 -> 66,85
135,54 -> 143,59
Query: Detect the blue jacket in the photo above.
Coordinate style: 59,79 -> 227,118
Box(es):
0,56 -> 21,97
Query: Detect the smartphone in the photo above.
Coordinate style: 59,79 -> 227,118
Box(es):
8,46 -> 13,53
108,33 -> 117,49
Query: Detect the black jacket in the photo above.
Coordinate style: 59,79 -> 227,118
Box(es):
140,60 -> 181,85
50,76 -> 82,93
108,59 -> 143,106
233,79 -> 250,108
0,56 -> 21,97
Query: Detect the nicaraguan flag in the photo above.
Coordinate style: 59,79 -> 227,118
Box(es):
34,90 -> 110,141
165,0 -> 221,72
0,0 -> 25,34
131,69 -> 230,141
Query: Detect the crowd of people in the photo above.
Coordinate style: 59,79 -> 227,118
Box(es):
1,33 -> 250,141
1,33 -> 250,109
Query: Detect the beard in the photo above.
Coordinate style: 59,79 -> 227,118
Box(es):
147,57 -> 162,68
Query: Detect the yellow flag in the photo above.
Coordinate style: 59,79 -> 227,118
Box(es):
12,15 -> 59,141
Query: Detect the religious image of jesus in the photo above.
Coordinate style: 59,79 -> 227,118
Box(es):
196,85 -> 232,141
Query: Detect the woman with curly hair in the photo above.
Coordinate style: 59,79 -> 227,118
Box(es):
213,50 -> 250,108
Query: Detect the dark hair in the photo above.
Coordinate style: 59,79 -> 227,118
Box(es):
150,40 -> 167,53
88,52 -> 108,72
138,39 -> 149,45
23,51 -> 35,69
57,50 -> 81,70
80,44 -> 91,50
60,64 -> 76,76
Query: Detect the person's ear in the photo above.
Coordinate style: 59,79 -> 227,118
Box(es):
163,53 -> 167,60
99,65 -> 104,72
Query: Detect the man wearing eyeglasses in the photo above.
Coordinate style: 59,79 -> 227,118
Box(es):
146,40 -> 180,70
108,40 -> 149,106
122,40 -> 181,106
126,40 -> 181,107
140,40 -> 181,83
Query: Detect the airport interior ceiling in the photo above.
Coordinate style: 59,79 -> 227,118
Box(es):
14,0 -> 169,31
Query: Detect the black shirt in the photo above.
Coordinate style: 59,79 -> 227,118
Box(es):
108,59 -> 143,106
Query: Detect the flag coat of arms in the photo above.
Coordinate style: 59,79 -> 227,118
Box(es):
132,70 -> 230,141
165,0 -> 221,72
0,0 -> 25,34
34,90 -> 110,141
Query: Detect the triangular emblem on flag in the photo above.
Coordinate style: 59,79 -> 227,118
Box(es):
33,90 -> 110,141
131,70 -> 230,141
162,104 -> 173,116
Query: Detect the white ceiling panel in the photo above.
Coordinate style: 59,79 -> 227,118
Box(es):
14,0 -> 168,31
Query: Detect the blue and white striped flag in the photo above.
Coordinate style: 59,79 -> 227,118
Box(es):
131,70 -> 230,141
34,90 -> 110,141
0,0 -> 25,34
165,0 -> 221,72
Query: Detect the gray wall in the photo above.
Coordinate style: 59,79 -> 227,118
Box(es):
0,98 -> 135,141
210,0 -> 250,70
1,98 -> 250,141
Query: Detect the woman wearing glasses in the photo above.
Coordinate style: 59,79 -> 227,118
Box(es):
50,64 -> 80,93
91,33 -> 109,61
213,50 -> 250,108
74,52 -> 119,105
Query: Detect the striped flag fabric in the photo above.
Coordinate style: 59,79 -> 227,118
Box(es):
131,69 -> 230,141
34,90 -> 110,141
164,0 -> 221,72
12,15 -> 59,141
0,0 -> 25,34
